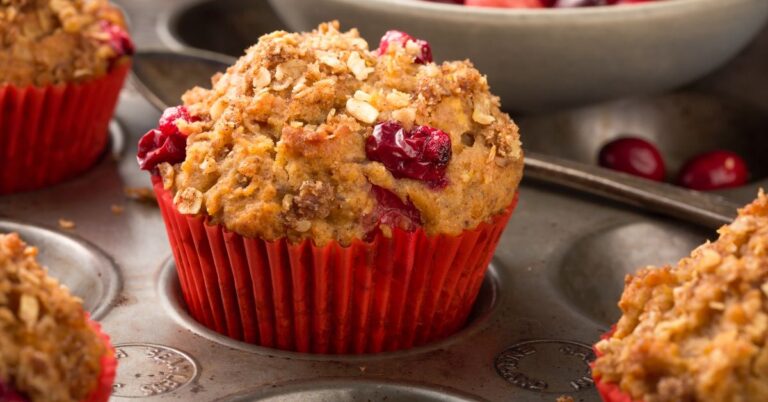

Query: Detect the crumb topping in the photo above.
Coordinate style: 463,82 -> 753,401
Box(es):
0,233 -> 105,402
164,21 -> 523,245
594,192 -> 768,402
0,0 -> 130,86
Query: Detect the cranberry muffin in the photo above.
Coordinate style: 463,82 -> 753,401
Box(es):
0,0 -> 133,194
140,21 -> 523,353
593,192 -> 768,402
0,233 -> 116,402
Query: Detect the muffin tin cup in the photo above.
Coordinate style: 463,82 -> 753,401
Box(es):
84,316 -> 117,402
0,60 -> 130,195
153,178 -> 518,354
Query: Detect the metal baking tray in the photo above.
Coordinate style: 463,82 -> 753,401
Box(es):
0,0 -> 763,400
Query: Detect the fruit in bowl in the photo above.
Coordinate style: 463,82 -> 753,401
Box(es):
431,0 -> 654,7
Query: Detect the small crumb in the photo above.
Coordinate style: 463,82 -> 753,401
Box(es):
556,396 -> 575,402
359,366 -> 366,372
111,204 -> 124,214
58,219 -> 75,230
124,187 -> 157,204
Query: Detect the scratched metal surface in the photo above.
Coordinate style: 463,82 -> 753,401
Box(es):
0,1 -> 763,401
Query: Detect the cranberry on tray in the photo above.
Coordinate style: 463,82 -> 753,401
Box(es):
597,137 -> 666,182
678,150 -> 749,191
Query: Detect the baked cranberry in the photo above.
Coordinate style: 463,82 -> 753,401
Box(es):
0,381 -> 28,402
366,121 -> 452,188
365,185 -> 422,240
678,150 -> 749,191
598,137 -> 666,181
137,106 -> 198,172
158,106 -> 198,135
377,30 -> 433,64
100,21 -> 134,58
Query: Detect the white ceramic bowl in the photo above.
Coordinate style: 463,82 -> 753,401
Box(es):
268,0 -> 768,112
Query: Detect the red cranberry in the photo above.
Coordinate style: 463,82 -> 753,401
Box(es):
366,121 -> 452,188
678,150 -> 749,191
137,106 -> 198,172
159,106 -> 198,135
365,185 -> 422,240
465,0 -> 546,7
377,30 -> 433,64
598,137 -> 666,181
0,381 -> 28,402
100,21 -> 134,58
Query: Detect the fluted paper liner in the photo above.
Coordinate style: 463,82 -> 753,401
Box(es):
592,327 -> 640,402
83,315 -> 117,402
154,178 -> 518,354
0,62 -> 130,194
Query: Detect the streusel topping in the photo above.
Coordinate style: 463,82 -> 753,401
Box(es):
0,233 -> 105,402
0,0 -> 132,86
594,192 -> 768,402
153,22 -> 523,245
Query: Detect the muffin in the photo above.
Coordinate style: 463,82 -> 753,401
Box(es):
0,233 -> 116,402
139,21 -> 523,353
0,0 -> 133,194
593,192 -> 768,402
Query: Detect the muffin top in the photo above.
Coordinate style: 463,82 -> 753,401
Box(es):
0,0 -> 133,87
0,233 -> 106,402
593,192 -> 768,402
140,21 -> 523,246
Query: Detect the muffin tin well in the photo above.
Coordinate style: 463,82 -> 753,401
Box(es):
158,259 -> 501,361
554,220 -> 710,325
221,379 -> 479,402
0,220 -> 120,320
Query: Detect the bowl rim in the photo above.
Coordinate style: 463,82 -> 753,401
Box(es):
326,0 -> 744,17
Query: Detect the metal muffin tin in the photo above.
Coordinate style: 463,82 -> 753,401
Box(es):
0,1 -> 764,401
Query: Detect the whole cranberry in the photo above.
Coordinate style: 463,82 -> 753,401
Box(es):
366,121 -> 452,188
377,30 -> 433,64
100,21 -> 134,58
137,106 -> 199,172
598,137 -> 666,181
678,150 -> 749,191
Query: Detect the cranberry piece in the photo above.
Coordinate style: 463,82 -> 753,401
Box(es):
137,106 -> 198,172
678,150 -> 749,191
158,106 -> 198,135
365,185 -> 422,240
100,21 -> 135,58
366,121 -> 452,188
0,381 -> 28,402
377,30 -> 433,64
598,137 -> 666,181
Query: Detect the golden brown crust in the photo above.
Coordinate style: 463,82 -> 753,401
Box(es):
168,21 -> 524,245
0,0 -> 128,86
0,233 -> 105,402
594,192 -> 768,402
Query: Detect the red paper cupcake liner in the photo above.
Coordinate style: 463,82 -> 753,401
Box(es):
592,327 -> 641,402
153,178 -> 518,354
83,315 -> 117,402
0,62 -> 130,195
